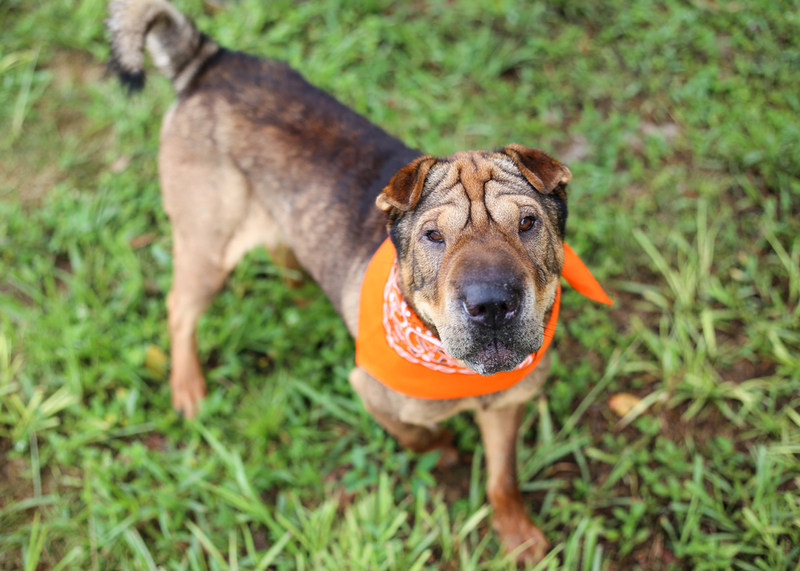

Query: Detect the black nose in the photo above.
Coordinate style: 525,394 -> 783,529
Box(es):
461,282 -> 521,329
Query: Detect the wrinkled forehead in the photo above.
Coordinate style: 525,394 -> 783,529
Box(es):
416,151 -> 535,211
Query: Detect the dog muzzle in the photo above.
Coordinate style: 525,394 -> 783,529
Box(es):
356,239 -> 611,400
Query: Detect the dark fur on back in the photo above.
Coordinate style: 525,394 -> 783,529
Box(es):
182,48 -> 422,311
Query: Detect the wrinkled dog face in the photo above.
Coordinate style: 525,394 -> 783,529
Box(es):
377,145 -> 571,375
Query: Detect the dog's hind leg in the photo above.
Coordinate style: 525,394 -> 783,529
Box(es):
165,196 -> 280,417
160,106 -> 284,417
166,234 -> 226,418
475,404 -> 549,563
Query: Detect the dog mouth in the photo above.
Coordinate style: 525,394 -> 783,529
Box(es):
462,337 -> 526,376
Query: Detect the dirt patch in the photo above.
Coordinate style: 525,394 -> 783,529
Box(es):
627,534 -> 681,570
48,50 -> 106,89
141,432 -> 168,453
1,48 -> 110,204
432,453 -> 472,505
0,162 -> 63,203
0,441 -> 33,509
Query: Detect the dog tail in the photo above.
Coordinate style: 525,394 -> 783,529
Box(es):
107,0 -> 219,93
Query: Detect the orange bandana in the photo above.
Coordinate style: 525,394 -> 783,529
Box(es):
356,239 -> 611,399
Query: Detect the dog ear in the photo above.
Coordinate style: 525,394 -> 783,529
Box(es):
503,144 -> 571,197
376,155 -> 437,212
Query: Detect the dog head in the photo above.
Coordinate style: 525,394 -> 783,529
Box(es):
376,144 -> 570,375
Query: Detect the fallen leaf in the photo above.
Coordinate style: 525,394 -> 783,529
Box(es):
109,155 -> 131,173
608,393 -> 642,418
144,345 -> 168,376
129,233 -> 157,249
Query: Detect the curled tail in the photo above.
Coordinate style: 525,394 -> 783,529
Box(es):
107,0 -> 219,92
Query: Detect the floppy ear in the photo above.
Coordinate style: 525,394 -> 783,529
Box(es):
503,143 -> 571,197
376,155 -> 437,212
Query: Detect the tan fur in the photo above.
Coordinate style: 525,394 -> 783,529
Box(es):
385,151 -> 565,376
108,0 -> 575,562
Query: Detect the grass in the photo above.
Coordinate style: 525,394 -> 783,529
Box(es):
1,0 -> 799,569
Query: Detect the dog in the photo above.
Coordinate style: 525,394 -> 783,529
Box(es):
107,0 -> 603,562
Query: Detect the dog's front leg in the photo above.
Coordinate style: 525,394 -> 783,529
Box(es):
475,404 -> 549,564
348,367 -> 459,465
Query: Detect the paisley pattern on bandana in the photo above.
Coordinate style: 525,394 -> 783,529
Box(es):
382,261 -> 535,375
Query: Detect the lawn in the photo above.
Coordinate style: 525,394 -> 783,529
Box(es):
1,0 -> 799,569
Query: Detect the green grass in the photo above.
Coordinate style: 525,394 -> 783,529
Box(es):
1,0 -> 799,569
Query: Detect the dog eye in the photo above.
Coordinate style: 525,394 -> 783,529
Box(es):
425,230 -> 444,243
519,216 -> 536,232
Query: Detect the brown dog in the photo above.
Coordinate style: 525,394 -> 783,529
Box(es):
108,0 -> 575,562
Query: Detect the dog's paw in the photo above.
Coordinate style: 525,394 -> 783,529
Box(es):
494,513 -> 550,565
170,376 -> 206,419
436,443 -> 460,468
